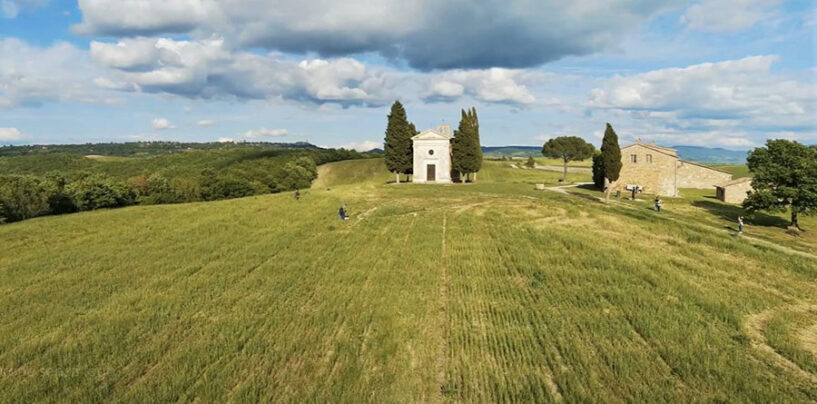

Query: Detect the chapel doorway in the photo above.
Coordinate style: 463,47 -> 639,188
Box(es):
427,164 -> 436,182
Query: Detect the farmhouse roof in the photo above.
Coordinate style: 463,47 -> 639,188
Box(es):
716,177 -> 752,188
621,141 -> 678,158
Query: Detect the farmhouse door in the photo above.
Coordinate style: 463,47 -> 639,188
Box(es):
427,164 -> 436,182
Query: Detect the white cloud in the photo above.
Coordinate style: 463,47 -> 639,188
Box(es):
152,117 -> 175,129
242,128 -> 287,139
339,140 -> 381,151
90,37 -> 395,106
74,0 -> 683,69
0,127 -> 25,141
196,119 -> 215,126
589,55 -> 816,128
0,38 -> 122,108
425,68 -> 538,104
681,0 -> 782,32
217,137 -> 234,143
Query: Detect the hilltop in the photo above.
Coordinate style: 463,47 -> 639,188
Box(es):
0,158 -> 815,402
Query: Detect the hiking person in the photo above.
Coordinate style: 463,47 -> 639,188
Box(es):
654,196 -> 662,212
631,186 -> 637,200
738,216 -> 744,234
338,205 -> 348,220
294,189 -> 300,201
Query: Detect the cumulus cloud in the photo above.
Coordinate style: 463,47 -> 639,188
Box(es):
0,127 -> 25,141
425,68 -> 537,104
196,119 -> 215,126
587,56 -> 817,148
217,137 -> 234,143
152,117 -> 175,129
90,37 -> 395,106
681,0 -> 782,32
74,0 -> 683,70
242,128 -> 287,139
0,38 -> 122,108
589,55 -> 816,127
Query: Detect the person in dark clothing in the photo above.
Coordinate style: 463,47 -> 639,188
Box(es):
738,216 -> 744,234
294,189 -> 300,200
338,205 -> 347,220
654,196 -> 662,212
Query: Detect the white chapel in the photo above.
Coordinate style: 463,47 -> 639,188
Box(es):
412,124 -> 452,183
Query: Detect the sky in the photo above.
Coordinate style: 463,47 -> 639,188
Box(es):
0,0 -> 815,151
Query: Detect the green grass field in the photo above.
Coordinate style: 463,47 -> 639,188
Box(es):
1,159 -> 816,402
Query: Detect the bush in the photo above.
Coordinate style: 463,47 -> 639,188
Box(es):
66,174 -> 136,211
201,173 -> 257,201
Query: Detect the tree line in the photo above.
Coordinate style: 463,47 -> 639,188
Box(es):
0,147 -> 370,224
383,101 -> 482,182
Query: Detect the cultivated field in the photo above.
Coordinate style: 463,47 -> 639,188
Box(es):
1,159 -> 815,402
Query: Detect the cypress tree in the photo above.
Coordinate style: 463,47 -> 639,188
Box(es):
600,123 -> 623,202
451,109 -> 471,182
470,107 -> 482,182
383,101 -> 414,183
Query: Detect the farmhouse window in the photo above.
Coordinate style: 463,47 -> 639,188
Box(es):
630,154 -> 637,163
646,154 -> 652,163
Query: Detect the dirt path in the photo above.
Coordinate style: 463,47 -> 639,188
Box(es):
543,182 -> 595,195
744,303 -> 817,384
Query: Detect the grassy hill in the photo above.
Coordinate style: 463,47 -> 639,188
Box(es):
1,159 -> 815,402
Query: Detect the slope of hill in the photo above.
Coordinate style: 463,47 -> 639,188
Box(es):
481,145 -> 541,157
0,159 -> 815,402
673,146 -> 749,165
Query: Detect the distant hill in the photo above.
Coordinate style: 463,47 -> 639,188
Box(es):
481,146 -> 541,157
672,146 -> 748,165
481,144 -> 748,165
0,141 -> 321,158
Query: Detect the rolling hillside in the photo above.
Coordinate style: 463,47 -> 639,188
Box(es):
0,159 -> 815,402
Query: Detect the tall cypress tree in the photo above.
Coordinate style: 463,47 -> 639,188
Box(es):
600,123 -> 622,201
470,107 -> 482,182
384,101 -> 413,183
451,109 -> 471,182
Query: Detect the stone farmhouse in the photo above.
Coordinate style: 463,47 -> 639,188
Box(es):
715,177 -> 753,204
412,124 -> 453,184
616,140 -> 732,197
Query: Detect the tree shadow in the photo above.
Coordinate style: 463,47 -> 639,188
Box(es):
691,200 -> 789,228
576,184 -> 599,191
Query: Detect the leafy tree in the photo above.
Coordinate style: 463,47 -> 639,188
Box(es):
279,156 -> 318,190
600,123 -> 623,202
383,101 -> 414,183
66,174 -> 135,211
541,136 -> 595,181
591,151 -> 605,189
743,139 -> 817,230
452,107 -> 482,182
0,175 -> 53,222
525,156 -> 536,168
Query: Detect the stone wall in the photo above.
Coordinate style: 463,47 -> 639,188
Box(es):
616,144 -> 677,196
720,179 -> 753,204
676,161 -> 732,189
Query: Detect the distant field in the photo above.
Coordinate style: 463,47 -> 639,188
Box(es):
1,159 -> 815,402
714,164 -> 751,178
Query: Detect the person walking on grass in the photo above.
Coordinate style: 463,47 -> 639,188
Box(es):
738,216 -> 744,234
338,205 -> 348,220
294,189 -> 300,201
654,196 -> 662,212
